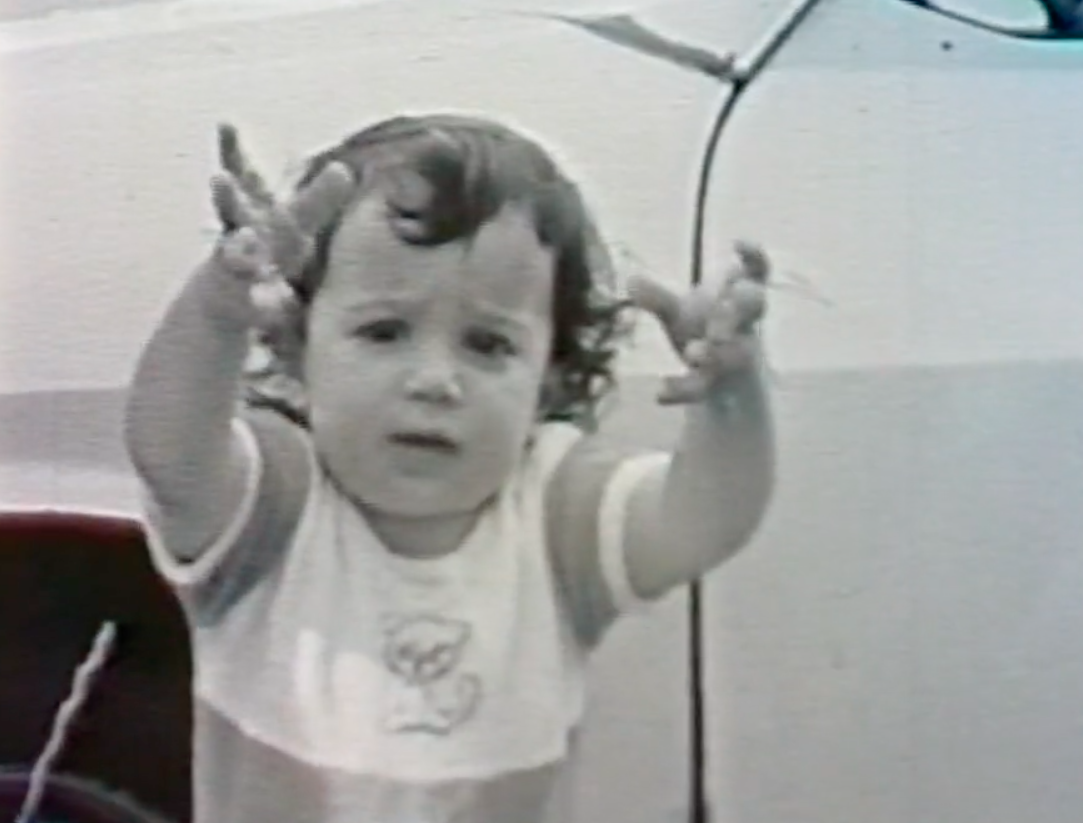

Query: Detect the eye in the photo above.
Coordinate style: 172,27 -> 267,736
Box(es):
357,318 -> 409,344
390,203 -> 424,221
465,328 -> 516,359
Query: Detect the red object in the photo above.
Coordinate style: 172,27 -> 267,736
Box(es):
0,511 -> 191,823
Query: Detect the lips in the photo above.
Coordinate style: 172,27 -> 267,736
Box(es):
388,430 -> 460,453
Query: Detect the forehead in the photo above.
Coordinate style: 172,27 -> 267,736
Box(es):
321,194 -> 556,312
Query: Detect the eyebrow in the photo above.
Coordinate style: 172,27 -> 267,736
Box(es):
344,293 -> 538,334
343,293 -> 417,313
461,288 -> 547,327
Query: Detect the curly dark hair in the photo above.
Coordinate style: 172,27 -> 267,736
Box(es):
242,113 -> 633,431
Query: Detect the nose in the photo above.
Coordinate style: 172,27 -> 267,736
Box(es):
404,346 -> 463,406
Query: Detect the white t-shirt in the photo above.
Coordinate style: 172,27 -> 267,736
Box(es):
145,417 -> 663,823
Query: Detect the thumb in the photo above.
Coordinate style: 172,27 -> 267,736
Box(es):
628,274 -> 714,352
628,274 -> 683,328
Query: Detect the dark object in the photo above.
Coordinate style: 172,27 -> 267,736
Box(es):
1043,0 -> 1083,31
0,770 -> 176,823
0,512 -> 192,823
528,12 -> 737,81
894,0 -> 1083,39
680,6 -> 825,819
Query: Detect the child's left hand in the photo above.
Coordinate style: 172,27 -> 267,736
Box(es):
629,240 -> 769,405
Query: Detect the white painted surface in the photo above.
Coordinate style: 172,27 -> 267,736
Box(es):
2,0 -> 1082,393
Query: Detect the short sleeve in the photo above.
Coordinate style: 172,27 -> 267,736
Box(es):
141,409 -> 312,623
143,417 -> 260,590
596,451 -> 672,612
544,433 -> 669,649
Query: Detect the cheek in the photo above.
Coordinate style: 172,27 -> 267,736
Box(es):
303,318 -> 368,388
477,365 -> 550,439
302,347 -> 386,441
495,334 -> 553,416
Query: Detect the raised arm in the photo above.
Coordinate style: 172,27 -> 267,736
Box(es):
123,126 -> 355,561
123,241 -> 259,560
545,243 -> 775,638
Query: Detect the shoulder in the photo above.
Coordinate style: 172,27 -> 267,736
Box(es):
521,421 -> 586,485
536,421 -> 668,647
145,407 -> 316,620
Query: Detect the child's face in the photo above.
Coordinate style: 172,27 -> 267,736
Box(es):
302,192 -> 556,520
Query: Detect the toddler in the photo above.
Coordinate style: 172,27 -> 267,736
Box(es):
124,113 -> 775,823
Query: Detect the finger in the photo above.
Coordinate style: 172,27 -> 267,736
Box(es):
656,372 -> 710,405
627,274 -> 682,326
218,123 -> 276,208
287,161 -> 357,236
629,275 -> 719,356
251,279 -> 301,329
217,226 -> 268,276
682,339 -> 711,369
729,279 -> 767,333
732,240 -> 770,283
627,274 -> 699,353
708,281 -> 766,340
210,174 -> 256,232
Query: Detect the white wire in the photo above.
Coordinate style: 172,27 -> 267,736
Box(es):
14,621 -> 118,823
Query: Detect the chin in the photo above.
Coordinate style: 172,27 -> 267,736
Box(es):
360,480 -> 495,521
336,453 -> 511,519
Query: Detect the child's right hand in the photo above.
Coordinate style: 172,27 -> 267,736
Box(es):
209,123 -> 356,327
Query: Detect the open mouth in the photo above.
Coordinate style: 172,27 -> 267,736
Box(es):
388,431 -> 460,454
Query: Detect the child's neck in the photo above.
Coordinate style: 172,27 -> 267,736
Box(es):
362,506 -> 481,560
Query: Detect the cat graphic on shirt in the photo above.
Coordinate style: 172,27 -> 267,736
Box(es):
380,613 -> 482,735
